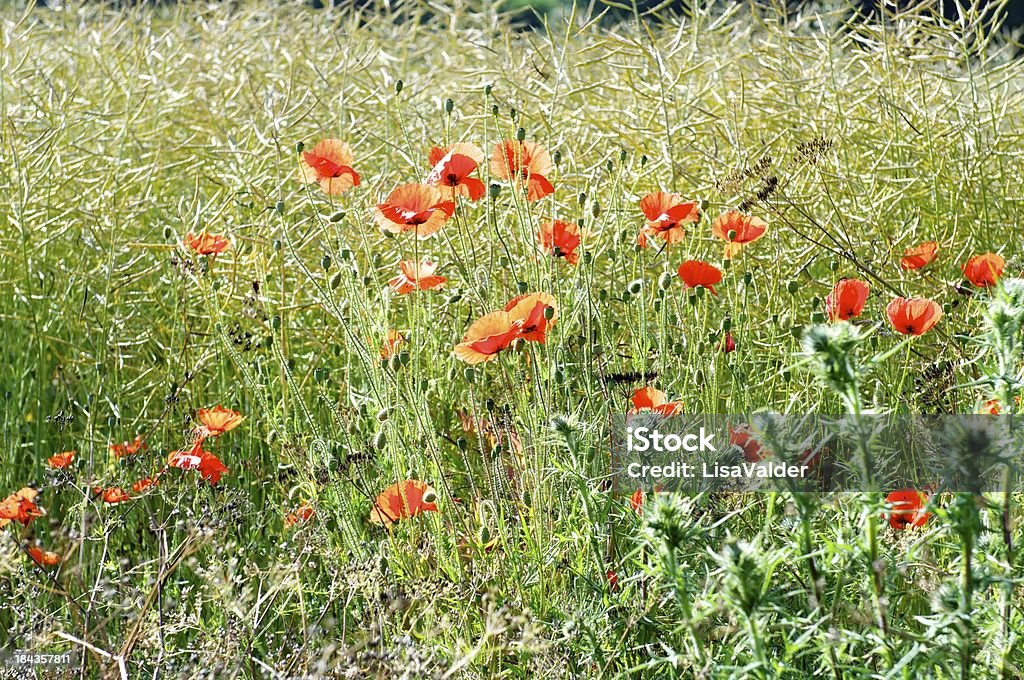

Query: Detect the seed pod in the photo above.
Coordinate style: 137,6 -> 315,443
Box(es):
517,281 -> 529,293
489,183 -> 501,199
276,200 -> 285,214
373,430 -> 387,449
394,80 -> 403,94
444,98 -> 454,113
491,104 -> 499,116
640,154 -> 648,167
516,127 -> 526,142
484,83 -> 493,95
543,305 -> 555,320
464,367 -> 475,383
627,279 -> 643,295
272,315 -> 281,331
722,318 -> 732,332
553,150 -> 562,165
313,368 -> 329,383
329,211 -> 346,223
321,254 -> 332,271
658,271 -> 673,290
743,272 -> 752,285
619,149 -> 627,162
787,281 -> 799,294
330,272 -> 342,290
295,141 -> 305,153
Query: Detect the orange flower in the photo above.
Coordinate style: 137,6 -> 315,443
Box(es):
886,297 -> 942,336
454,311 -> 523,365
299,139 -> 360,195
629,387 -> 683,416
110,435 -> 146,459
47,450 -> 76,469
197,406 -> 243,436
374,183 -> 455,238
605,569 -> 619,590
0,487 -> 45,528
825,278 -> 870,321
505,292 -> 558,343
489,140 -> 554,201
185,232 -> 230,256
538,220 -> 581,264
131,476 -> 160,493
730,425 -> 765,463
285,501 -> 315,528
167,442 -> 229,485
27,546 -> 62,568
677,260 -> 722,295
962,253 -> 1005,288
900,241 -> 939,270
712,211 -> 767,258
387,259 -> 447,294
720,332 -> 736,354
629,488 -> 645,514
94,486 -> 131,505
979,398 -> 1001,415
381,330 -> 406,359
884,489 -> 930,529
369,480 -> 438,525
426,142 -> 486,201
638,192 -> 700,247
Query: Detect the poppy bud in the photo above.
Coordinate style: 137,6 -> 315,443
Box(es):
211,280 -> 221,291
578,192 -> 587,205
553,150 -> 562,165
790,325 -> 802,338
164,226 -> 175,240
727,229 -> 737,240
627,279 -> 643,295
313,368 -> 329,383
444,98 -> 454,113
942,302 -> 952,314
330,272 -> 342,290
295,141 -> 304,153
329,211 -> 346,223
491,104 -> 499,116
543,305 -> 555,320
373,430 -> 387,449
830,260 -> 839,272
264,336 -> 273,348
457,436 -> 468,451
484,83 -> 492,95
394,80 -> 403,94
707,331 -> 718,344
510,108 -> 517,120
273,239 -> 282,251
694,286 -> 705,299
489,183 -> 501,199
786,281 -> 799,294
811,312 -> 825,324
598,289 -> 608,301
552,246 -> 562,258
498,255 -> 509,267
622,290 -> 632,303
658,271 -> 674,290
606,160 -> 614,172
577,218 -> 585,228
447,292 -> 462,304
516,127 -> 526,142
321,254 -> 332,271
722,318 -> 732,332
592,202 -> 602,219
721,259 -> 731,269
388,355 -> 401,371
485,398 -> 495,411
272,315 -> 281,330
640,154 -> 648,167
464,367 -> 475,383
398,351 -> 410,366
276,200 -> 285,214
583,251 -> 592,264
743,272 -> 752,285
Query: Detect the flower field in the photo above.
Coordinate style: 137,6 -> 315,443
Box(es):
1,0 -> 1023,677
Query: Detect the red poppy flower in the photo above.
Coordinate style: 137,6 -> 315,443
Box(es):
884,489 -> 930,529
197,406 -> 243,437
27,546 -> 62,568
826,278 -> 870,321
454,311 -> 523,365
299,139 -> 360,195
285,501 -> 315,528
605,569 -> 619,590
0,487 -> 45,528
110,435 -> 146,459
47,450 -> 76,469
489,140 -> 555,201
979,399 -> 1001,415
638,192 -> 700,247
131,476 -> 160,494
427,142 -> 486,201
538,220 -> 582,264
900,241 -> 939,270
94,486 -> 131,505
962,253 -> 1005,288
720,332 -> 736,354
381,330 -> 406,359
374,184 -> 455,237
886,297 -> 942,336
388,259 -> 447,294
505,292 -> 558,343
369,480 -> 438,525
167,442 -> 229,485
629,387 -> 683,415
185,232 -> 230,256
629,488 -> 645,514
712,211 -> 767,258
730,425 -> 765,462
676,260 -> 722,295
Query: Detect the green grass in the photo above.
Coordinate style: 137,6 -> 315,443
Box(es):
1,0 -> 1023,676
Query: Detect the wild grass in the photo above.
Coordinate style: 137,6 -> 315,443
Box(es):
1,0 -> 1023,677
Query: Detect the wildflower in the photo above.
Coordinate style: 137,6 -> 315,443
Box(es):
456,410 -> 523,455
426,142 -> 486,200
505,292 -> 558,342
979,398 -> 1001,415
47,450 -> 76,469
884,489 -> 930,529
131,476 -> 160,493
638,192 -> 699,247
197,406 -> 243,437
629,485 -> 663,515
676,259 -> 722,295
185,232 -> 230,256
538,220 -> 581,264
712,211 -> 767,258
0,487 -> 45,528
962,253 -> 1005,288
381,330 -> 406,359
886,297 -> 942,336
167,442 -> 229,485
368,480 -> 438,525
900,241 -> 939,270
629,387 -> 683,415
387,259 -> 447,294
730,425 -> 765,463
489,140 -> 554,201
299,139 -> 360,195
94,486 -> 131,504
374,183 -> 455,237
454,312 -> 522,364
285,501 -> 315,528
26,546 -> 61,568
825,278 -> 870,321
110,435 -> 146,459
605,569 -> 619,590
720,332 -> 736,353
